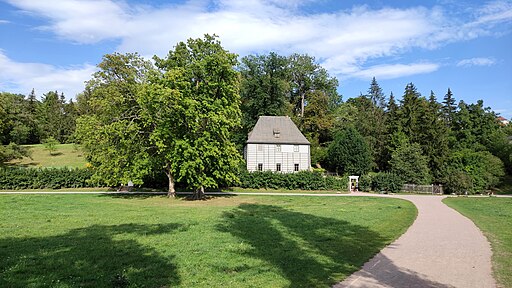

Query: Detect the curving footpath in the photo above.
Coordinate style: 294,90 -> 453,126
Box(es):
334,193 -> 495,288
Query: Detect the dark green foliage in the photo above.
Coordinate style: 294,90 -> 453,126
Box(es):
441,149 -> 505,194
238,170 -> 344,190
38,91 -> 76,143
239,52 -> 291,134
452,100 -> 500,150
390,141 -> 431,184
0,143 -> 31,164
442,170 -> 473,195
0,92 -> 41,145
327,126 -> 372,175
358,172 -> 404,193
0,167 -> 96,189
442,88 -> 456,126
372,172 -> 404,193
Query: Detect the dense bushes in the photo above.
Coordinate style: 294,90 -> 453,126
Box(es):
441,149 -> 505,194
358,172 -> 404,193
0,167 -> 97,190
239,170 -> 344,191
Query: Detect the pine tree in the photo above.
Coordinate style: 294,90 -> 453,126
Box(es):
420,91 -> 450,181
367,77 -> 386,109
399,83 -> 423,142
442,88 -> 456,126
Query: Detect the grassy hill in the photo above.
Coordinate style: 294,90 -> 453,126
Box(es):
7,144 -> 87,168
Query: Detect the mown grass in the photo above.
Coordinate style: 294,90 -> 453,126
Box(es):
443,197 -> 512,288
0,194 -> 416,287
7,144 -> 87,168
224,187 -> 348,194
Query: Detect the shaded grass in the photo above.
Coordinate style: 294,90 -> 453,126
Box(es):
7,144 -> 87,168
224,187 -> 348,194
443,197 -> 512,288
0,194 -> 416,287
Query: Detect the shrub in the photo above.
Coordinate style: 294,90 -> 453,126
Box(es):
358,174 -> 373,192
327,127 -> 372,175
238,170 -> 344,191
42,137 -> 59,155
390,142 -> 431,185
441,149 -> 505,194
0,167 -> 96,190
372,172 -> 404,193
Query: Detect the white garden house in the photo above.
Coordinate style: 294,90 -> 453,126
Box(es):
244,116 -> 311,173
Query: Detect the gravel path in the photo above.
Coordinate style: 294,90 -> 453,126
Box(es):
334,193 -> 496,288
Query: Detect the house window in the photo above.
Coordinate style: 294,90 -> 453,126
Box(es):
258,163 -> 263,171
293,145 -> 299,152
276,145 -> 281,152
276,163 -> 281,172
294,164 -> 299,171
258,144 -> 263,151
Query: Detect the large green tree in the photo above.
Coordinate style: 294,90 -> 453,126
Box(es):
38,91 -> 76,143
390,140 -> 431,185
442,88 -> 456,127
327,126 -> 372,175
419,91 -> 450,181
239,52 -> 291,133
441,149 -> 505,194
75,52 -> 155,189
288,53 -> 339,119
153,34 -> 242,199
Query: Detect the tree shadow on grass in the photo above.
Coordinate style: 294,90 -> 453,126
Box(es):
217,204 -> 430,288
0,223 -> 182,287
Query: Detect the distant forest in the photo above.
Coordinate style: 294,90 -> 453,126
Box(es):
1,43 -> 511,194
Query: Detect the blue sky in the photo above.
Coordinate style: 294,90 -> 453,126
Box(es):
1,0 -> 511,118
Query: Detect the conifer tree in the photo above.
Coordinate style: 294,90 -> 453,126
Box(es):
442,88 -> 456,126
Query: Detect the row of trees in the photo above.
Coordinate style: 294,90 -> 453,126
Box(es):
232,50 -> 510,193
0,90 -> 76,145
2,34 -> 510,195
0,90 -> 77,163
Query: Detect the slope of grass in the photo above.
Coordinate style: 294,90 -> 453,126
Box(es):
7,144 -> 87,168
443,197 -> 512,288
0,195 -> 416,287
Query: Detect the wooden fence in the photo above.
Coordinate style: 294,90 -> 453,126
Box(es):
402,184 -> 443,194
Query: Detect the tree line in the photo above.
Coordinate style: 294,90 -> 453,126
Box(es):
1,34 -> 510,195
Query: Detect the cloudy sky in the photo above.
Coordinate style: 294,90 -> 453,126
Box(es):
1,0 -> 511,118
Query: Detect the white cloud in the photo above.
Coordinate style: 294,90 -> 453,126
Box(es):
0,51 -> 96,98
350,63 -> 441,80
3,0 -> 512,86
0,20 -> 10,24
473,0 -> 512,25
457,57 -> 496,67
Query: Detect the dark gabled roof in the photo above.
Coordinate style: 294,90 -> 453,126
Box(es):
247,116 -> 310,145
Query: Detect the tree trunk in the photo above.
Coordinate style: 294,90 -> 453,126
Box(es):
301,92 -> 305,117
191,186 -> 205,200
165,166 -> 176,198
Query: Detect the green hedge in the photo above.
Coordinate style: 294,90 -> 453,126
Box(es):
0,167 -> 97,190
358,172 -> 404,193
239,170 -> 344,191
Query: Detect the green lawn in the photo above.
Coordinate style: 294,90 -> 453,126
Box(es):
443,197 -> 512,288
0,194 -> 416,287
7,144 -> 87,168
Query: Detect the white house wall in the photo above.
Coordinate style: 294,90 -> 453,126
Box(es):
245,143 -> 310,173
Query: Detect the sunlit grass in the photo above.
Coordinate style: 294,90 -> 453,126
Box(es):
0,194 -> 416,287
7,144 -> 87,168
